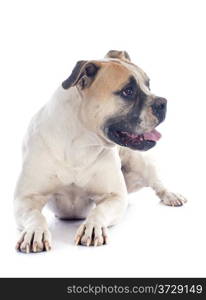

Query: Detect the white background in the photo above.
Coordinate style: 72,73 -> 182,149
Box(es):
0,0 -> 205,277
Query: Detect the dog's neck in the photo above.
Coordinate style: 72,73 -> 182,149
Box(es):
41,86 -> 114,168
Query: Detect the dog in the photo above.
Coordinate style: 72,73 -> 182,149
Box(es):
14,50 -> 187,253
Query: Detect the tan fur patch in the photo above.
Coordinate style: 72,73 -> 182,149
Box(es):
78,59 -> 153,137
84,61 -> 131,101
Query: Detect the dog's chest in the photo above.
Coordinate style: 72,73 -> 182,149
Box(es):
57,168 -> 93,189
56,147 -> 109,187
48,183 -> 95,219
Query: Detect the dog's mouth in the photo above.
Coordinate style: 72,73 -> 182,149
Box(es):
107,127 -> 161,150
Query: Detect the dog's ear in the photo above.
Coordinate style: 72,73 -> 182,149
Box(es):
105,50 -> 131,62
62,61 -> 100,89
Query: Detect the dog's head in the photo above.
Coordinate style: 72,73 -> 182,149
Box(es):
62,50 -> 167,151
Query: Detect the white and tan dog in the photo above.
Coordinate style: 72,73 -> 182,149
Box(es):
14,50 -> 187,253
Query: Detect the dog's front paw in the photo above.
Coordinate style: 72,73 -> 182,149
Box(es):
16,226 -> 52,254
74,222 -> 108,247
158,190 -> 187,207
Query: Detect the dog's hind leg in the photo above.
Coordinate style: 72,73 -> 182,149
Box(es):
119,147 -> 187,206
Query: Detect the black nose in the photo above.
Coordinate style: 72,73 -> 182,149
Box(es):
151,97 -> 167,123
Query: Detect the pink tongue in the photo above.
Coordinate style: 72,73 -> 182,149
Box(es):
143,129 -> 161,141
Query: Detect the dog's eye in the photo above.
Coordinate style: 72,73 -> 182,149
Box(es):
122,87 -> 134,98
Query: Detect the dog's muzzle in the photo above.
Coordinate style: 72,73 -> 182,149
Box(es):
151,97 -> 167,124
105,97 -> 167,151
106,125 -> 161,151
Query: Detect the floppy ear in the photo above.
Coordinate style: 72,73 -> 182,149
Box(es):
105,50 -> 131,62
62,61 -> 100,89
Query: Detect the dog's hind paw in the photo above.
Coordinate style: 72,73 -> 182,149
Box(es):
157,190 -> 187,207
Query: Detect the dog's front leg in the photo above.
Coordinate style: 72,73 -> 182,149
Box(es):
14,194 -> 52,253
14,161 -> 60,253
75,151 -> 128,247
75,192 -> 127,246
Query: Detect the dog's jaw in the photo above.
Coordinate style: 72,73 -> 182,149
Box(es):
104,123 -> 162,151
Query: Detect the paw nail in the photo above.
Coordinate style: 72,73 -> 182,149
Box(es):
33,242 -> 37,252
44,241 -> 51,251
26,244 -> 30,254
104,236 -> 108,244
75,236 -> 80,246
15,243 -> 20,250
